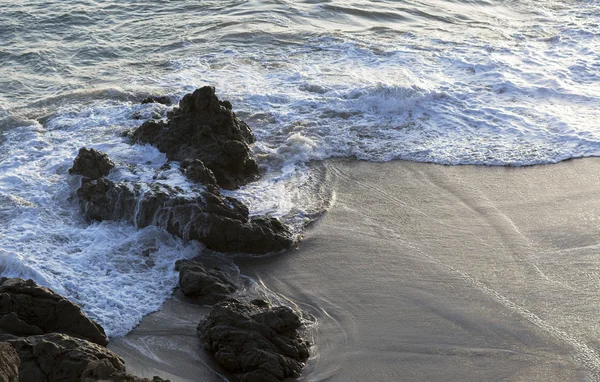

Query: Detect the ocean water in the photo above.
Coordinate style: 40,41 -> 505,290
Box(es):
0,0 -> 599,337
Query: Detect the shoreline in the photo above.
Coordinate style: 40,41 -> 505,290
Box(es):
114,157 -> 600,381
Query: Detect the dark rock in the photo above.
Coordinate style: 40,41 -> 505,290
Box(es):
0,312 -> 43,336
130,86 -> 259,189
0,278 -> 108,346
3,333 -> 167,382
69,147 -> 115,180
197,300 -> 309,382
0,342 -> 19,382
77,176 -> 293,254
141,96 -> 172,106
175,259 -> 237,303
250,299 -> 269,308
180,159 -> 219,192
83,359 -> 170,381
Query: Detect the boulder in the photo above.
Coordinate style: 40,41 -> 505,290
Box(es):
175,259 -> 237,303
1,333 -> 168,382
130,86 -> 259,189
0,342 -> 19,382
69,147 -> 115,180
197,300 -> 309,382
77,176 -> 293,254
0,278 -> 108,346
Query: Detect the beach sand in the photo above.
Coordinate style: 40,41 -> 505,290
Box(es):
111,158 -> 600,381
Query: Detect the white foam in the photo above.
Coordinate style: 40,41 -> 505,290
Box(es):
0,103 -> 204,337
2,0 -> 600,338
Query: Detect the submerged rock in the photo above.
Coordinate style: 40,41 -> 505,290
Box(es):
175,259 -> 237,303
0,342 -> 19,382
141,95 -> 172,106
77,177 -> 292,254
69,147 -> 115,180
130,86 -> 259,189
197,300 -> 310,382
0,278 -> 108,346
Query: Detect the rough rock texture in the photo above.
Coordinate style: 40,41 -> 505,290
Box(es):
0,342 -> 19,382
130,86 -> 259,189
83,359 -> 169,381
77,176 -> 292,254
197,300 -> 309,382
69,147 -> 115,180
175,259 -> 237,303
180,159 -> 219,193
0,333 -> 168,382
0,278 -> 108,346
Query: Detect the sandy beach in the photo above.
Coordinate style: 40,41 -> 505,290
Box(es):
112,158 -> 600,381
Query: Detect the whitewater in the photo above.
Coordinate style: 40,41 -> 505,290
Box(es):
0,0 -> 599,337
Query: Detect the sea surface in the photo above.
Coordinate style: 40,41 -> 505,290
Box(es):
0,0 -> 599,337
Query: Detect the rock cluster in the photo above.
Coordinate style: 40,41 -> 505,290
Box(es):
197,300 -> 309,382
70,87 -> 295,254
64,88 -> 310,381
0,278 -> 167,382
130,86 -> 259,190
74,168 -> 292,254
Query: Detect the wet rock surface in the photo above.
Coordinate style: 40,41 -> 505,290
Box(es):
75,164 -> 292,254
130,86 -> 259,189
0,342 -> 19,382
197,300 -> 310,382
69,147 -> 115,180
0,333 -> 168,382
141,95 -> 172,106
0,278 -> 108,346
0,279 -> 169,382
175,259 -> 237,303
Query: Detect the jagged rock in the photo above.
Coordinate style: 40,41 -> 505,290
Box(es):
180,159 -> 219,192
0,278 -> 108,346
130,86 -> 259,189
0,342 -> 19,382
197,300 -> 309,382
77,176 -> 293,254
175,259 -> 237,303
69,147 -> 115,180
0,333 -> 167,382
141,96 -> 172,106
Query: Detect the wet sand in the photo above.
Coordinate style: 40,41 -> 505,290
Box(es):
112,158 -> 600,381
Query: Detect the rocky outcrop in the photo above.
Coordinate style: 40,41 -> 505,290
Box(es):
0,333 -> 168,382
0,279 -> 169,382
77,176 -> 292,254
197,300 -> 310,382
175,259 -> 237,303
0,278 -> 108,346
0,342 -> 19,382
69,147 -> 115,180
130,86 -> 259,189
